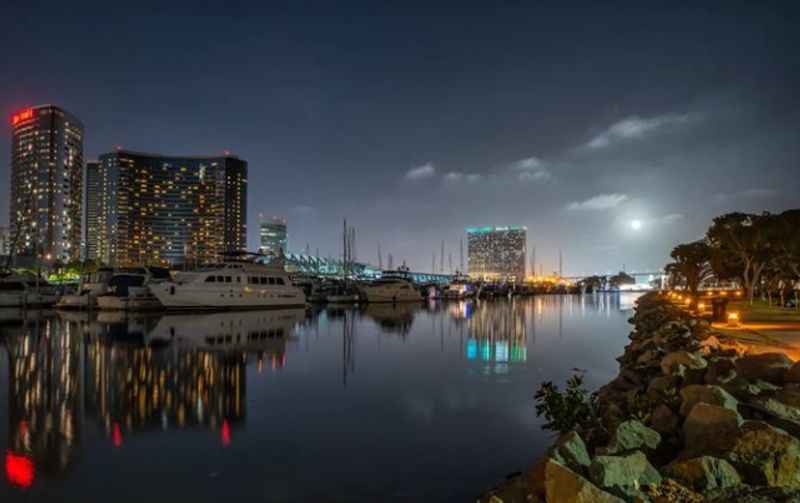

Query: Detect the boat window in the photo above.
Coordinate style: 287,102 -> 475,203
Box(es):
268,277 -> 276,285
225,276 -> 232,283
260,277 -> 268,285
0,282 -> 25,290
216,275 -> 224,282
205,276 -> 216,283
236,276 -> 241,283
275,277 -> 285,285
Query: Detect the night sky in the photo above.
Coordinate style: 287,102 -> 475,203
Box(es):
2,1 -> 798,275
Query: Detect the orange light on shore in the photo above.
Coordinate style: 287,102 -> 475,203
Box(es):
735,291 -> 742,297
684,297 -> 692,305
721,291 -> 728,297
698,302 -> 706,311
727,311 -> 740,327
706,291 -> 714,297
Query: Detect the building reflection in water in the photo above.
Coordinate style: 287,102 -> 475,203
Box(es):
4,313 -> 81,488
453,299 -> 528,374
1,308 -> 304,489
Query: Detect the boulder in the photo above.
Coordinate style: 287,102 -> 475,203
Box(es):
660,351 -> 707,377
735,353 -> 793,384
589,451 -> 662,499
679,385 -> 738,416
549,431 -> 591,472
646,375 -> 681,402
644,478 -> 704,502
683,403 -> 743,455
662,456 -> 741,492
784,361 -> 800,384
543,459 -> 624,503
704,358 -> 737,385
604,420 -> 661,455
726,421 -> 800,488
707,486 -> 800,502
649,403 -> 680,434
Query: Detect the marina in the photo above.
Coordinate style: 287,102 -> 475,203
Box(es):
0,294 -> 639,501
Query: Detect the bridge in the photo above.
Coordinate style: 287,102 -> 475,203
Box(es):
563,271 -> 667,286
269,251 -> 454,285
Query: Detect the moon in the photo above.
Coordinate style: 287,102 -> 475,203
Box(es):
630,219 -> 643,231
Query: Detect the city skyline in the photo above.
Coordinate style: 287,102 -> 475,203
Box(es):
2,2 -> 799,275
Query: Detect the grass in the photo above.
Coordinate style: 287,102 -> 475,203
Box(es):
728,299 -> 800,324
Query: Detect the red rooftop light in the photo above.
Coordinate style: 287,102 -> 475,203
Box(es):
11,108 -> 34,126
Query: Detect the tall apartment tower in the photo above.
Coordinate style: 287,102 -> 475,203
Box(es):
96,150 -> 247,266
83,160 -> 101,260
258,215 -> 288,257
466,225 -> 527,282
9,105 -> 84,261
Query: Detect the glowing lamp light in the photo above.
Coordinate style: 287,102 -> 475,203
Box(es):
684,297 -> 692,306
706,291 -> 714,297
698,302 -> 706,311
721,291 -> 728,297
735,291 -> 743,297
727,312 -> 741,327
5,451 -> 34,488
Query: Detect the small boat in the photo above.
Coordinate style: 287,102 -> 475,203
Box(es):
357,267 -> 422,303
444,272 -> 475,300
0,271 -> 60,307
150,254 -> 306,310
56,268 -> 114,309
96,267 -> 170,311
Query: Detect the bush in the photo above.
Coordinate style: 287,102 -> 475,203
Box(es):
534,372 -> 599,435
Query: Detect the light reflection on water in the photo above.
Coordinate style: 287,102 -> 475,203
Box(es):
0,294 -> 639,502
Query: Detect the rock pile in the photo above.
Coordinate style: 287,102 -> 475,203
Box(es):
480,292 -> 800,502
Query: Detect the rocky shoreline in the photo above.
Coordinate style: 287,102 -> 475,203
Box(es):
480,292 -> 800,502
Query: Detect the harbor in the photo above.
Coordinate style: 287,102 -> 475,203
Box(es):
0,294 -> 638,501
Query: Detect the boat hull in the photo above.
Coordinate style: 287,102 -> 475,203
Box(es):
150,282 -> 307,310
96,295 -> 163,311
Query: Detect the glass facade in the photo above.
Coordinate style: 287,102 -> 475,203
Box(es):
96,150 -> 247,266
466,225 -> 527,282
9,105 -> 84,261
83,161 -> 101,260
258,216 -> 287,257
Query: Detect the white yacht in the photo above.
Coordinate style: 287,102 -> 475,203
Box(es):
96,267 -> 169,311
358,268 -> 422,303
0,272 -> 60,307
56,268 -> 114,309
150,261 -> 306,310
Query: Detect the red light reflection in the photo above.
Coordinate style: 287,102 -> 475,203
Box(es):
221,419 -> 231,447
112,423 -> 123,448
5,451 -> 34,488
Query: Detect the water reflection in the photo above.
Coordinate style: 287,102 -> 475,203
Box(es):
1,295 -> 640,501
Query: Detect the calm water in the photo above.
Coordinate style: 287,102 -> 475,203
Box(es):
0,294 -> 640,502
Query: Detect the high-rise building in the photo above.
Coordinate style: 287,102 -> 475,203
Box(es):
258,215 -> 287,257
466,225 -> 527,282
83,160 -> 101,260
0,225 -> 10,256
9,105 -> 84,261
96,150 -> 247,266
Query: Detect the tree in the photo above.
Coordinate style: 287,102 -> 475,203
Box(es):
706,212 -> 773,303
609,271 -> 635,288
665,241 -> 714,296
